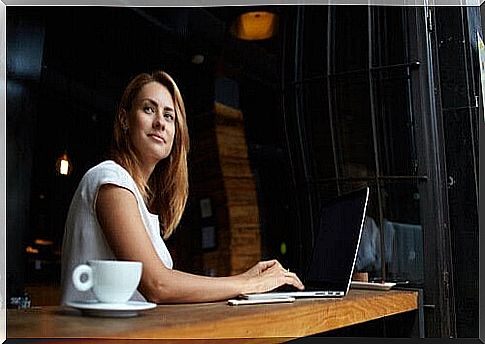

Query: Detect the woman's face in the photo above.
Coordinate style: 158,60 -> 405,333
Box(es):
126,81 -> 176,168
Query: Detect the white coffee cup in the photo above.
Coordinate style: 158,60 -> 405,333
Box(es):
72,260 -> 142,304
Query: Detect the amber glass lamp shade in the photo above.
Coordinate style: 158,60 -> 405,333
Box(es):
232,11 -> 277,40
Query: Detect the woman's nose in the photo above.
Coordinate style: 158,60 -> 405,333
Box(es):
153,114 -> 165,129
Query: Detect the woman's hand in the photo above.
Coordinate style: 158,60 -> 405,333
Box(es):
238,260 -> 305,294
238,259 -> 280,278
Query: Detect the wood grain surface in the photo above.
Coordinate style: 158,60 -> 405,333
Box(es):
8,289 -> 418,341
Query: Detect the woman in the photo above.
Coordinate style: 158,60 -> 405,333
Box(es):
60,70 -> 304,304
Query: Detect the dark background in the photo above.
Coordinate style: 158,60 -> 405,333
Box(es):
6,5 -> 481,338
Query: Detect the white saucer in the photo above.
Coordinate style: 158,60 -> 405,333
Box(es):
66,300 -> 156,317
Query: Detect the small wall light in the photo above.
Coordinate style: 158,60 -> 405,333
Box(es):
25,246 -> 39,254
232,11 -> 277,41
56,151 -> 72,176
191,54 -> 205,65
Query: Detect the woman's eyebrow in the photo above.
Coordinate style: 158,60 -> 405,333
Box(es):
142,98 -> 174,112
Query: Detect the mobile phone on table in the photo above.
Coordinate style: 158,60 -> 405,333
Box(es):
227,297 -> 295,306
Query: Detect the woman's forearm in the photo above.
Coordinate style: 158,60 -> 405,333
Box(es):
140,260 -> 303,303
140,269 -> 248,303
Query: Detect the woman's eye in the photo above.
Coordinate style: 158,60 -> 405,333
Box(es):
164,113 -> 174,121
144,106 -> 155,114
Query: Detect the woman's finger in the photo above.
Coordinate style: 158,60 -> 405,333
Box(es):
257,259 -> 281,272
262,266 -> 305,290
284,272 -> 305,289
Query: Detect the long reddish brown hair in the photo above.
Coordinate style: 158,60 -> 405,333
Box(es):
111,70 -> 189,239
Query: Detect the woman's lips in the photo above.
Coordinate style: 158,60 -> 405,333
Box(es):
148,134 -> 165,143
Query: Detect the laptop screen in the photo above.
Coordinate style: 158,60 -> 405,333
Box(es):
304,187 -> 369,292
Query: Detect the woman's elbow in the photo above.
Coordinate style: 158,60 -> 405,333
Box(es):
140,281 -> 167,303
139,275 -> 174,303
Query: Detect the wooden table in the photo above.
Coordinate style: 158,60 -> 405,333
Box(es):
7,289 -> 418,342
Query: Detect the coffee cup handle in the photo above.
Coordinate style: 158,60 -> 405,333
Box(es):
72,264 -> 93,291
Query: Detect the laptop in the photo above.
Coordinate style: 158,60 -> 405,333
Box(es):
243,186 -> 370,300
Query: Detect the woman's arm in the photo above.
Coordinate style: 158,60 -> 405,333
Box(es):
96,184 -> 304,303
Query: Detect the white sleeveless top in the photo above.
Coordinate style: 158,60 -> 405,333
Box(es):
60,160 -> 173,304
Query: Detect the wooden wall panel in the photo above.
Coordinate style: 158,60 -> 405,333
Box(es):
189,101 -> 261,276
